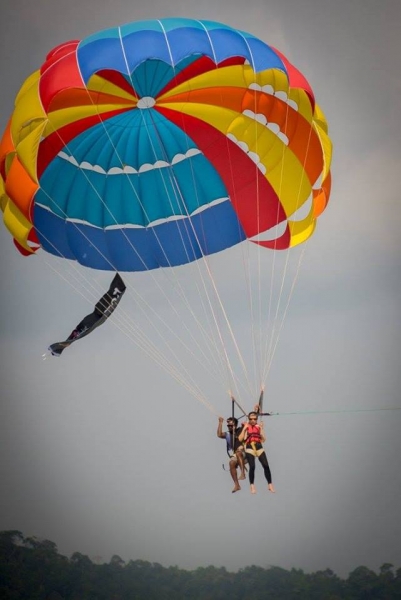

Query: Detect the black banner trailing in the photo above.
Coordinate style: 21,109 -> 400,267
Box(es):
48,273 -> 126,357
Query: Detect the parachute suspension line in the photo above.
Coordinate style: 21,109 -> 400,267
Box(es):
263,120 -> 314,383
192,23 -> 265,403
138,91 -> 255,401
239,245 -> 263,400
140,168 -> 235,393
137,110 -> 232,382
148,21 -> 257,403
262,244 -> 307,383
260,92 -> 293,393
166,115 -> 237,390
252,88 -> 266,397
181,145 -> 254,402
198,256 -> 256,395
158,22 -> 269,404
261,95 -> 315,390
151,120 -> 254,400
239,30 -> 266,397
228,66 -> 264,400
152,75 -> 251,399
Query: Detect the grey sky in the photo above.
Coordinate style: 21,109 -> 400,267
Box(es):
1,0 -> 401,578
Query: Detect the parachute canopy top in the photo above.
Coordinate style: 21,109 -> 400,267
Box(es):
0,17 -> 332,272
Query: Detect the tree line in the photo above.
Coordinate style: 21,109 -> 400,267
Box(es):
1,530 -> 400,599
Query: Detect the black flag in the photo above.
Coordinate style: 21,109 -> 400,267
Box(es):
48,273 -> 126,357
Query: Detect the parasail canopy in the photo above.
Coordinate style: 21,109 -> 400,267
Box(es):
0,17 -> 332,272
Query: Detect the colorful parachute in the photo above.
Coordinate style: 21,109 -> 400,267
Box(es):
0,18 -> 332,273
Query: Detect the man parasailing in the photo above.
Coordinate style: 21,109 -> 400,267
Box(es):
217,416 -> 246,493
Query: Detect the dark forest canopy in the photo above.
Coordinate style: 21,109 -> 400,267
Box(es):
1,530 -> 400,600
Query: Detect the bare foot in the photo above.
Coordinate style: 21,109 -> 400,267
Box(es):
250,484 -> 256,494
268,483 -> 276,493
239,473 -> 246,480
232,484 -> 241,493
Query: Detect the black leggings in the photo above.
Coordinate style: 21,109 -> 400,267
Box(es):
246,451 -> 272,484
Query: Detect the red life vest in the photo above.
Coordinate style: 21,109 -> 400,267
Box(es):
246,424 -> 262,444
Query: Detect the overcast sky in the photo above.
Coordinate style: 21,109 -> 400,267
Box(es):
1,0 -> 401,578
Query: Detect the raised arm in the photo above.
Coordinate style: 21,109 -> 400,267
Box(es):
217,416 -> 225,439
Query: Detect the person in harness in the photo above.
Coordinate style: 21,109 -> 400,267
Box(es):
238,410 -> 275,494
217,416 -> 246,493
